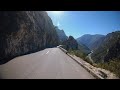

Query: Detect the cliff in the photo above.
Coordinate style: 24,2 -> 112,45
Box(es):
0,11 -> 59,64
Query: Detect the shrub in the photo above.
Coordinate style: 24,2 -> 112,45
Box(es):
68,50 -> 94,65
84,57 -> 93,65
95,59 -> 120,78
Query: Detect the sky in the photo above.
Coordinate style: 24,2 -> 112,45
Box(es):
47,11 -> 120,39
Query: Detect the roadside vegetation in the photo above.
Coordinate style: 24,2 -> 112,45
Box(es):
68,49 -> 120,78
61,31 -> 120,78
94,59 -> 120,78
68,49 -> 87,60
68,49 -> 93,65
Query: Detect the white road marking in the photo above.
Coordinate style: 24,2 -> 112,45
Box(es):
46,51 -> 49,54
41,53 -> 44,55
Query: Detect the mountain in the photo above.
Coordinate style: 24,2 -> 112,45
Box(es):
62,36 -> 90,54
78,42 -> 91,54
91,31 -> 120,63
55,26 -> 68,43
90,36 -> 105,50
0,11 -> 59,64
62,36 -> 78,50
76,34 -> 105,50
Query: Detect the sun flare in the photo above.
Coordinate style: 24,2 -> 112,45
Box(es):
47,11 -> 64,15
51,11 -> 63,14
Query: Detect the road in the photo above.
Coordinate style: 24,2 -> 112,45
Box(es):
88,51 -> 94,63
0,47 -> 95,79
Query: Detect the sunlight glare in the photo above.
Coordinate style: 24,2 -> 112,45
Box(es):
47,11 -> 64,15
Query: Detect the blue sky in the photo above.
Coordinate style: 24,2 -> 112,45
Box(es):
47,11 -> 120,39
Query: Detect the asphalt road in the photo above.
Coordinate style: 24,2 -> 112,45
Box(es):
0,47 -> 95,79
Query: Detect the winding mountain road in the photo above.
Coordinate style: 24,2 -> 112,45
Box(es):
0,47 -> 95,79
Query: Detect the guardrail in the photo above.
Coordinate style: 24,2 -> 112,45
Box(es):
58,46 -> 104,79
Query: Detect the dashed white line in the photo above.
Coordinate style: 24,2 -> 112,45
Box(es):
46,51 -> 49,54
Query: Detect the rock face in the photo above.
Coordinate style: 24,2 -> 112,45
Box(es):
62,36 -> 78,50
55,26 -> 68,43
62,36 -> 90,54
0,11 -> 59,64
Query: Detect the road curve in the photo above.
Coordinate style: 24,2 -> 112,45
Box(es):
0,47 -> 95,79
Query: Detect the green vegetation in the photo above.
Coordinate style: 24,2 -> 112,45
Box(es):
91,31 -> 120,63
77,43 -> 91,54
94,59 -> 120,78
62,31 -> 120,78
68,48 -> 120,78
84,57 -> 94,65
89,31 -> 120,78
62,35 -> 92,65
68,49 -> 93,65
68,50 -> 87,60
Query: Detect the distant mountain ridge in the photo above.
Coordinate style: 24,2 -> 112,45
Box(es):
76,34 -> 105,50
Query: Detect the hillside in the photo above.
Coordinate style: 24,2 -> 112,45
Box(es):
77,42 -> 91,54
76,34 -> 105,50
91,31 -> 120,63
62,36 -> 78,50
62,36 -> 91,60
0,11 -> 59,64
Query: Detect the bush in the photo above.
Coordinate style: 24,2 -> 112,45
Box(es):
95,59 -> 120,78
68,50 -> 87,60
68,49 -> 94,65
84,57 -> 93,65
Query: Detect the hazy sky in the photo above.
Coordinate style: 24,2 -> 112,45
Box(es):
47,11 -> 120,39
